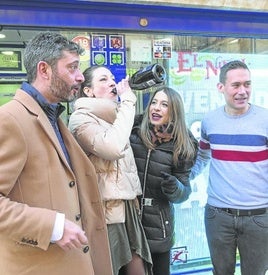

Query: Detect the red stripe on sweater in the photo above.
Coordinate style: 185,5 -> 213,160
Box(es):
212,149 -> 268,162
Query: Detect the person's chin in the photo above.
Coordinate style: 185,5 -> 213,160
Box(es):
67,93 -> 76,102
110,94 -> 117,101
68,89 -> 78,100
150,120 -> 162,126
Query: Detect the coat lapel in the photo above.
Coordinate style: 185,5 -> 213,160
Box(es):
14,89 -> 72,171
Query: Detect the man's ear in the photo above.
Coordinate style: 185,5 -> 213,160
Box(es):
217,82 -> 224,94
37,61 -> 50,80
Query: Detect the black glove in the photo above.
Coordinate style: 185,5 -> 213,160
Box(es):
160,171 -> 181,194
160,171 -> 191,203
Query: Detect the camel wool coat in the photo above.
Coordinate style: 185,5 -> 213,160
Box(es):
0,89 -> 113,275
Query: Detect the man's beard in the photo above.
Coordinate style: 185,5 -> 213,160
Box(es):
50,71 -> 78,103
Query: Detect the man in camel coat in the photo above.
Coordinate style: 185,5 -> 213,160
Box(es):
0,31 -> 113,275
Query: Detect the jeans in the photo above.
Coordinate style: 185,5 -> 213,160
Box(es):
205,204 -> 268,275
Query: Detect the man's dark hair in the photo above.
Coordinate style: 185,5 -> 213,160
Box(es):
24,31 -> 84,83
219,60 -> 249,84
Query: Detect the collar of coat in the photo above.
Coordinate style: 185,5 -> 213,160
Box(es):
21,81 -> 65,123
73,97 -> 118,124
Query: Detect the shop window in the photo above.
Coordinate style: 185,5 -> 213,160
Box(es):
0,28 -> 267,274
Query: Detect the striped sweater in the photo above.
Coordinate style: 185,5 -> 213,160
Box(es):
190,104 -> 268,209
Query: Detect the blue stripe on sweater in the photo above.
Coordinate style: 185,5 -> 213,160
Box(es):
208,134 -> 266,146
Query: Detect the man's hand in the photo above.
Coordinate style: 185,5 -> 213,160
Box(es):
55,219 -> 88,251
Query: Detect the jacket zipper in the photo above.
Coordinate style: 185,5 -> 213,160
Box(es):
141,149 -> 166,239
141,149 -> 151,216
160,211 -> 166,238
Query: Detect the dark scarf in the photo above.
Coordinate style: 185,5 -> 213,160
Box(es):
149,123 -> 173,146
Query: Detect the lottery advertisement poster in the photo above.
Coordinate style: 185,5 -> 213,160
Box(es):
91,34 -> 126,82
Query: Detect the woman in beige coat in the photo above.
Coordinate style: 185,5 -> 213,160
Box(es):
68,65 -> 152,275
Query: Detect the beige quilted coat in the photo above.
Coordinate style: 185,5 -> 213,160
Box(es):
68,91 -> 142,224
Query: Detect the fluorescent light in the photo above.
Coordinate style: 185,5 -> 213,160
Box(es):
1,51 -> 14,55
229,39 -> 239,44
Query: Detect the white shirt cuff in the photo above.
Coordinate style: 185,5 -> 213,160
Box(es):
51,213 -> 65,242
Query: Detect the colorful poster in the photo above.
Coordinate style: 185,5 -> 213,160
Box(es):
72,35 -> 90,62
153,38 -> 172,59
168,52 -> 268,121
91,34 -> 126,82
72,35 -> 90,72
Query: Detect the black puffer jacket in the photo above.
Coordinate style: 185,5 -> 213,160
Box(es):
130,114 -> 198,253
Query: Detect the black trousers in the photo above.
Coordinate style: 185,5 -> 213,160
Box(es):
151,250 -> 170,275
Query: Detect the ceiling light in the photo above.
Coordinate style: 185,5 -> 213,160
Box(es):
0,33 -> 6,39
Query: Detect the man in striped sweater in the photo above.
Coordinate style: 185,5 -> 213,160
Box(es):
190,60 -> 268,275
